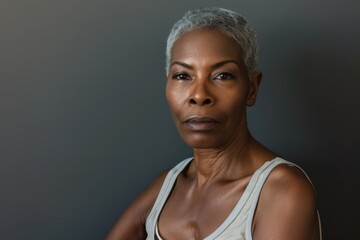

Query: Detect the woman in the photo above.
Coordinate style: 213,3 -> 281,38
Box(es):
105,7 -> 321,240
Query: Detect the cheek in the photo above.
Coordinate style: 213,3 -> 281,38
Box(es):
166,83 -> 184,116
221,90 -> 249,119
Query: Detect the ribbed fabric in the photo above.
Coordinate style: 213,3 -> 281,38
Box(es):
145,157 -> 322,240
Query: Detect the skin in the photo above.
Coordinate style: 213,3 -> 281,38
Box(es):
104,29 -> 320,240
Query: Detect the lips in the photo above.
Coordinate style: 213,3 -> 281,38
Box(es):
184,117 -> 219,130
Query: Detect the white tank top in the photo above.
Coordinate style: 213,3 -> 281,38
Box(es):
145,157 -> 322,240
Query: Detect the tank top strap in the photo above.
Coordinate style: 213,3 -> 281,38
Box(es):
201,158 -> 280,239
145,157 -> 193,239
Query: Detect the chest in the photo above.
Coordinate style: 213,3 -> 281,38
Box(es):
157,177 -> 250,239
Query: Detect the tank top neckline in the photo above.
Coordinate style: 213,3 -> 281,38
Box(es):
155,156 -> 281,240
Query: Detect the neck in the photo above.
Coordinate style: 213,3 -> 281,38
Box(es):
190,130 -> 256,185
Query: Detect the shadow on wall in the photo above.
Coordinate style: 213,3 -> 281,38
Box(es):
287,29 -> 360,239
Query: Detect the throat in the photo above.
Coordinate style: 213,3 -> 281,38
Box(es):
189,132 -> 261,185
189,154 -> 250,186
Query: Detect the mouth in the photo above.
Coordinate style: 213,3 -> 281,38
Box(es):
184,117 -> 219,131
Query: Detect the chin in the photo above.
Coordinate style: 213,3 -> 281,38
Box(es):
182,134 -> 224,149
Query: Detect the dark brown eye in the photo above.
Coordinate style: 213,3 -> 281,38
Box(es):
172,73 -> 192,80
215,72 -> 234,80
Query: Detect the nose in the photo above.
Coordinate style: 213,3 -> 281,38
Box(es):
188,80 -> 214,106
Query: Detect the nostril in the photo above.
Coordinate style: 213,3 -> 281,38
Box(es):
189,98 -> 213,105
189,99 -> 197,105
203,98 -> 212,105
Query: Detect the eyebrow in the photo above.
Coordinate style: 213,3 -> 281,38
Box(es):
211,60 -> 241,69
170,60 -> 241,69
170,61 -> 194,69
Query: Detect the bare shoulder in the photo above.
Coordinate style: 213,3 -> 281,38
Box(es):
104,169 -> 170,240
253,162 -> 320,240
264,163 -> 316,200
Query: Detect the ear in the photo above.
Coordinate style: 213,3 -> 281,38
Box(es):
246,72 -> 262,106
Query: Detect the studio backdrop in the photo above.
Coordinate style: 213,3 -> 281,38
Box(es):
1,0 -> 359,239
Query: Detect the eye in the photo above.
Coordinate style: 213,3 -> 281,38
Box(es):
172,72 -> 192,80
214,72 -> 234,80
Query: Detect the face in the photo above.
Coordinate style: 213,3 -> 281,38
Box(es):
166,29 -> 261,149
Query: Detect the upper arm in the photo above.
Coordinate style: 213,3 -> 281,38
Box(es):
253,165 -> 320,240
104,170 -> 169,240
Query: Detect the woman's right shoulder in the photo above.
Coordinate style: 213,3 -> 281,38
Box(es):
130,168 -> 171,221
104,169 -> 170,240
142,169 -> 171,214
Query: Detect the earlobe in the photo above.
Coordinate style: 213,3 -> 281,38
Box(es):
246,72 -> 262,106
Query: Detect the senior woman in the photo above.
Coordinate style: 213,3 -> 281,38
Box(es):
105,7 -> 321,240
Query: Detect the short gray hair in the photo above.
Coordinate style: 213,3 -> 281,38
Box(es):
165,7 -> 259,76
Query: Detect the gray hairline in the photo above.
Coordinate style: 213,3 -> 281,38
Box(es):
165,8 -> 259,76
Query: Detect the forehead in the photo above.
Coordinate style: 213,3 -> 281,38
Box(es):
170,28 -> 244,65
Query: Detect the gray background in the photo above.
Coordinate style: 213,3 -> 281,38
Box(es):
1,0 -> 359,239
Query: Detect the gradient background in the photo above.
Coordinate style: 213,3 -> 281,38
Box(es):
1,0 -> 359,239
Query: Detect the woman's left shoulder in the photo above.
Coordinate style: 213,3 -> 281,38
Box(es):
252,161 -> 320,239
260,160 -> 317,206
267,160 -> 316,197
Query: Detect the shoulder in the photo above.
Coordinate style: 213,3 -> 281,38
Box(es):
265,162 -> 316,200
257,162 -> 318,219
138,168 -> 171,218
253,161 -> 320,239
104,168 -> 170,240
